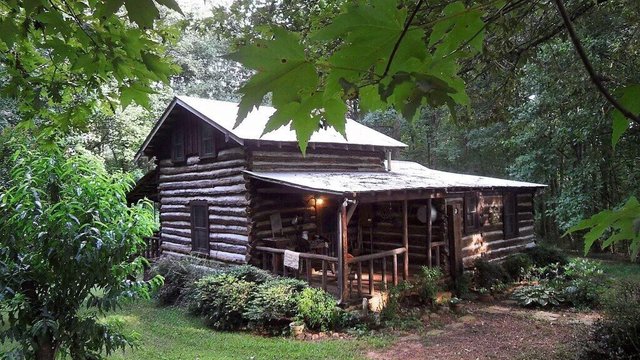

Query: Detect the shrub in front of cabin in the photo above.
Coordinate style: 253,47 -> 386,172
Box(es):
296,287 -> 341,331
224,264 -> 274,284
151,257 -> 217,306
189,273 -> 256,330
473,258 -> 510,289
502,253 -> 533,281
244,278 -> 308,334
523,244 -> 568,267
414,266 -> 443,304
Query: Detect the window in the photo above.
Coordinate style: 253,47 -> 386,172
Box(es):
171,129 -> 185,162
464,192 -> 480,234
503,192 -> 519,239
190,201 -> 209,254
201,124 -> 216,158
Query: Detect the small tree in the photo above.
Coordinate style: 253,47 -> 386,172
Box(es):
0,133 -> 161,359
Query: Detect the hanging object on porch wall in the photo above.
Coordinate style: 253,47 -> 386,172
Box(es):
417,204 -> 438,224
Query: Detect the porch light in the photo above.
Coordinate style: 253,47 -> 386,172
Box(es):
314,196 -> 324,206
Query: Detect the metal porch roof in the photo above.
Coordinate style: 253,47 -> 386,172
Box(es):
244,161 -> 546,196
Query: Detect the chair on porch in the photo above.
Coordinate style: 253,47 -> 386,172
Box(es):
260,212 -> 293,274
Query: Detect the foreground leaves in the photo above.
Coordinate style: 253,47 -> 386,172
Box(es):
0,0 -> 182,134
566,196 -> 640,260
0,131 -> 162,359
228,0 -> 486,153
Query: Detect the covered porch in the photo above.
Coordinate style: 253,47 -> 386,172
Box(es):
246,162 -> 465,303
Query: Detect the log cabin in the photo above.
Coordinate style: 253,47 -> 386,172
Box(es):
129,96 -> 546,302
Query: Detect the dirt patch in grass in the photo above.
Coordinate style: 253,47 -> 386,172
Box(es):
367,301 -> 592,360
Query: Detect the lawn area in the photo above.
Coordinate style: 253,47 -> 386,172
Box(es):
597,258 -> 640,282
104,300 -> 385,360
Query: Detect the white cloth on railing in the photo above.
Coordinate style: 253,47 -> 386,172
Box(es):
283,250 -> 300,270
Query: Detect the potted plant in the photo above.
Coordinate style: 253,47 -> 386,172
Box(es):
449,297 -> 462,312
477,287 -> 493,303
289,318 -> 305,337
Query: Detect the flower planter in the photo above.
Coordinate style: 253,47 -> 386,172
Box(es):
290,322 -> 305,337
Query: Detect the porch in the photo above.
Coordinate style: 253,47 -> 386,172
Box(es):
247,165 -> 465,303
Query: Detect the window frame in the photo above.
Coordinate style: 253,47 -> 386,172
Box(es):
171,128 -> 185,163
463,192 -> 481,235
502,191 -> 519,239
200,124 -> 216,159
190,200 -> 209,254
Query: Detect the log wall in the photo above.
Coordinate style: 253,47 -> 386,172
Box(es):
158,147 -> 250,264
247,145 -> 386,172
458,191 -> 536,268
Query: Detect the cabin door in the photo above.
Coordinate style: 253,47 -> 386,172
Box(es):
447,202 -> 464,280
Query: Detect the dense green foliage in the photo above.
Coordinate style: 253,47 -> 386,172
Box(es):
523,245 -> 569,267
413,266 -> 443,304
151,257 -> 217,306
580,280 -> 640,359
513,258 -> 607,309
502,254 -> 533,281
0,133 -> 161,359
154,259 -> 344,334
296,287 -> 341,331
0,0 -> 182,133
244,278 -> 308,333
473,259 -> 509,289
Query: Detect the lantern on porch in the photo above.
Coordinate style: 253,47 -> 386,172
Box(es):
417,203 -> 438,224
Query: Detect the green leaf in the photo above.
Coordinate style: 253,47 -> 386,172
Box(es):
224,28 -> 319,127
124,0 -> 159,29
154,0 -> 183,15
611,85 -> 640,147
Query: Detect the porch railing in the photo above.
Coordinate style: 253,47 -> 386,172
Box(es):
142,236 -> 161,259
255,246 -> 338,292
347,247 -> 406,298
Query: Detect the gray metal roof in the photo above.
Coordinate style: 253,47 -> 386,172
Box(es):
245,160 -> 546,195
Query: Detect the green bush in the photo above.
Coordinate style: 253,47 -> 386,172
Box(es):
244,278 -> 308,334
562,258 -> 607,308
474,258 -> 509,288
189,273 -> 256,330
225,265 -> 274,284
414,266 -> 443,304
512,284 -> 564,307
380,281 -> 413,322
523,245 -> 568,267
580,280 -> 640,359
296,287 -> 340,331
502,253 -> 533,281
151,257 -> 217,306
454,272 -> 473,298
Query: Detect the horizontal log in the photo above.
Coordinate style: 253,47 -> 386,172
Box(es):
162,250 -> 190,259
161,213 -> 248,226
217,147 -> 246,161
250,150 -> 382,161
159,184 -> 247,198
162,233 -> 191,245
159,159 -> 245,175
158,175 -> 246,190
162,221 -> 190,229
209,242 -> 246,254
163,227 -> 191,239
210,233 -> 249,245
518,212 -> 534,221
159,205 -> 249,217
210,224 -> 249,235
209,250 -> 246,264
158,167 -> 244,182
161,242 -> 191,254
160,195 -> 249,206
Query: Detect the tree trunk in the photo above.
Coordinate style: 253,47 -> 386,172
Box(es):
35,337 -> 56,360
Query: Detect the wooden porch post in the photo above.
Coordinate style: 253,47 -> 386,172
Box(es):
402,200 -> 409,280
426,198 -> 432,267
338,200 -> 349,303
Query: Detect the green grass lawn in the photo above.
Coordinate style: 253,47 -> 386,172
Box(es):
104,300 -> 386,360
597,258 -> 640,282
